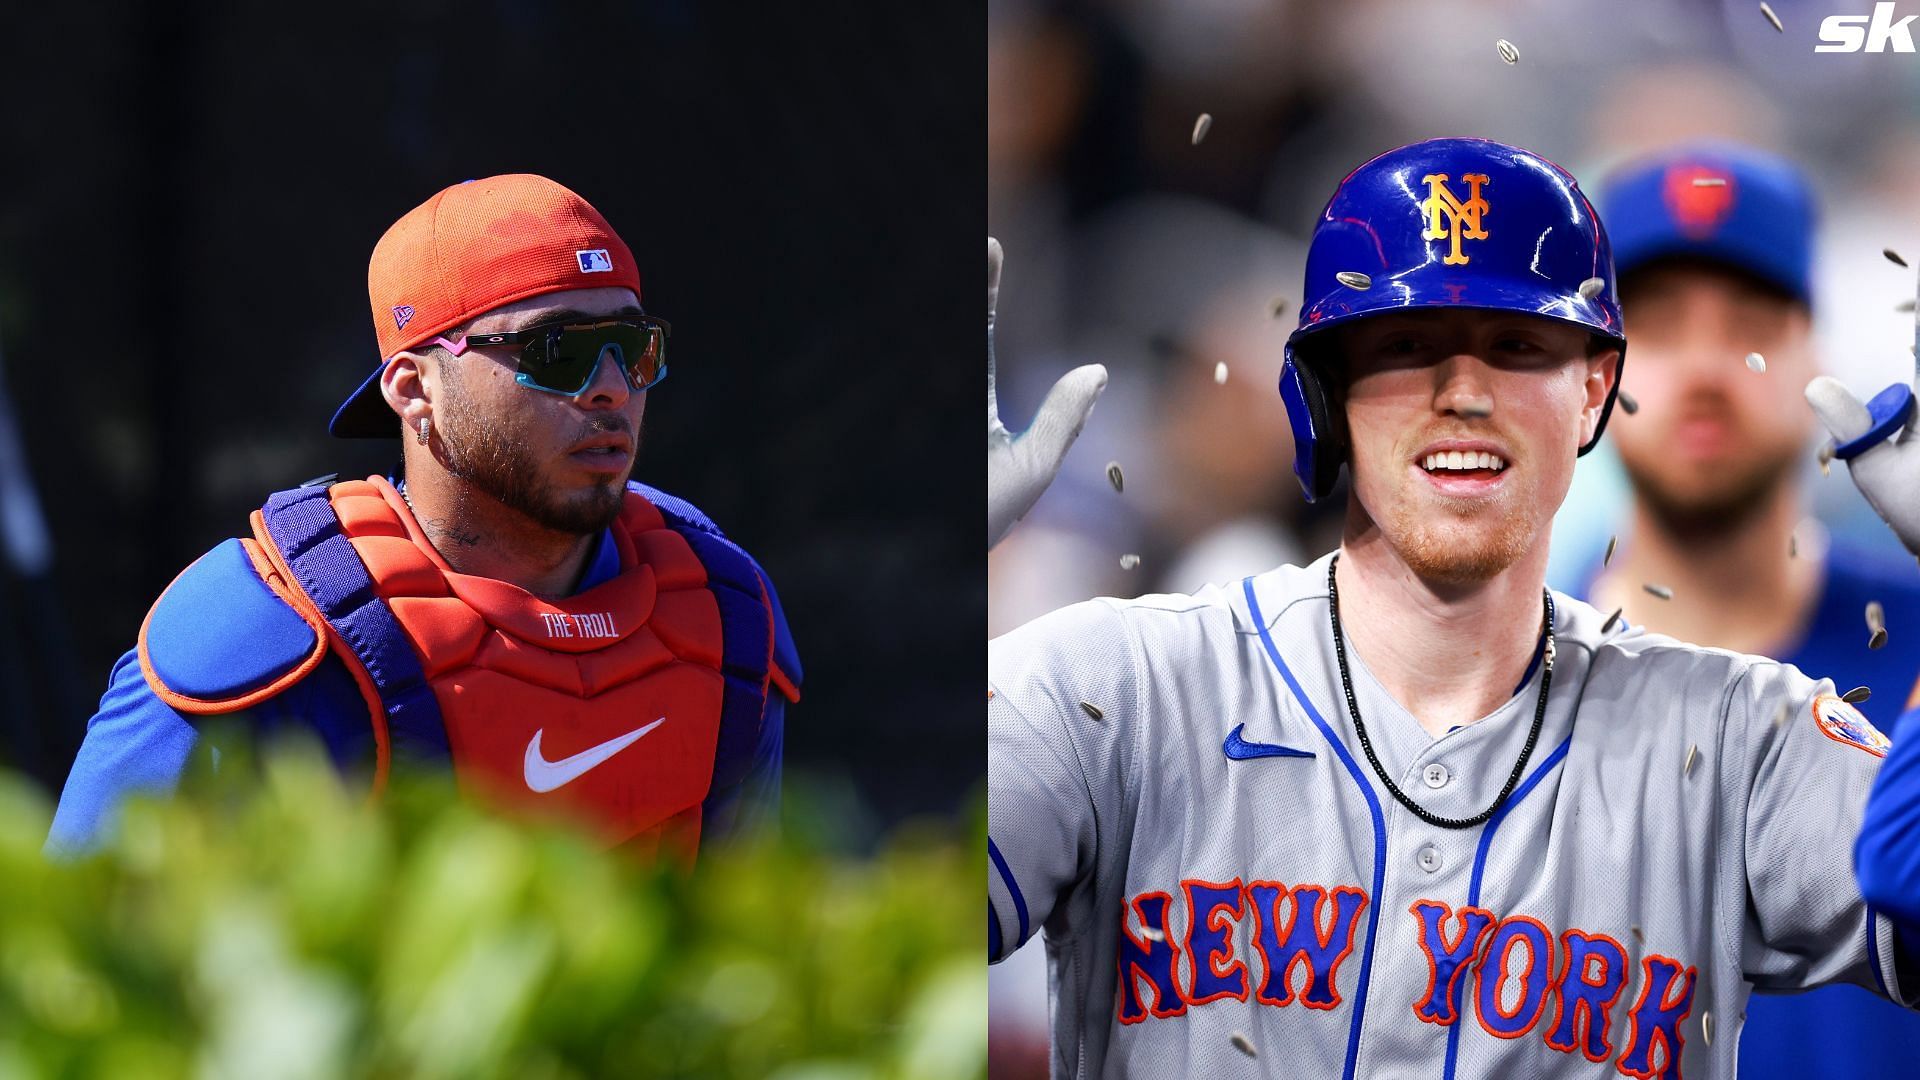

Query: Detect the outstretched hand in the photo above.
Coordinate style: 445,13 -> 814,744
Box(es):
988,237 -> 1107,549
1807,373 -> 1920,556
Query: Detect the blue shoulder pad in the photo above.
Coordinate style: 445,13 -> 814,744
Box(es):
140,538 -> 326,710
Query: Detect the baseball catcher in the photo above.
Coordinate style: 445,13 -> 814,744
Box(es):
51,174 -> 801,859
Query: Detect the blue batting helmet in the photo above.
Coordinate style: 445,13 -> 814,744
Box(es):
1280,137 -> 1627,502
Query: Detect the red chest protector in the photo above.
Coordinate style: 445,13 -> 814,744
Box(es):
160,475 -> 790,861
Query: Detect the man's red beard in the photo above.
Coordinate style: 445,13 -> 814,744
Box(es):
1355,425 -> 1540,586
1382,491 -> 1537,585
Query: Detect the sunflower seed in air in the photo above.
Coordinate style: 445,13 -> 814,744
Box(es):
1192,113 -> 1213,146
1760,1 -> 1783,32
1632,925 -> 1645,944
1703,1010 -> 1714,1046
1270,295 -> 1289,319
1644,583 -> 1673,601
1888,248 -> 1910,268
1214,361 -> 1229,385
1618,390 -> 1639,415
1141,924 -> 1165,942
1578,277 -> 1606,299
1745,352 -> 1766,373
1789,532 -> 1798,558
1336,271 -> 1371,290
1106,462 -> 1125,493
1899,298 -> 1918,314
1120,553 -> 1141,570
1079,700 -> 1105,721
1818,441 -> 1834,476
1870,627 -> 1888,651
1602,607 -> 1623,634
1843,685 -> 1872,704
1692,177 -> 1727,188
1497,38 -> 1519,64
1684,744 -> 1699,777
1230,1031 -> 1258,1059
1604,535 -> 1617,567
1868,601 -> 1887,650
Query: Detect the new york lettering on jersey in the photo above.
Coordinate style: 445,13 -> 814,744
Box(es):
1114,883 -> 1691,1075
987,556 -> 1911,1079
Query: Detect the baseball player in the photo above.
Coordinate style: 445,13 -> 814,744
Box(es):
1572,141 -> 1920,1078
49,174 -> 801,859
987,137 -> 1920,1078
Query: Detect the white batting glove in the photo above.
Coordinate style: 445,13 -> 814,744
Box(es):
988,237 -> 1107,549
1807,374 -> 1920,556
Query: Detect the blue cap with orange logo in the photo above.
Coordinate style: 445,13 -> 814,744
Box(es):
1598,141 -> 1817,308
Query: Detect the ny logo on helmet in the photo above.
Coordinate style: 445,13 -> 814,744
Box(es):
1420,173 -> 1490,265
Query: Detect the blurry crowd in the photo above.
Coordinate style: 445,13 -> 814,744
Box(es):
987,0 -> 1920,1070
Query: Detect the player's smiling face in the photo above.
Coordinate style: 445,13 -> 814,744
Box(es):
433,285 -> 650,535
1336,309 -> 1617,584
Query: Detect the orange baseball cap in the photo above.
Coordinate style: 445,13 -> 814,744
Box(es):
330,173 -> 645,437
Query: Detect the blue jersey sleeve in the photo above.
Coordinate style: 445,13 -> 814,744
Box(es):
1857,706 -> 1920,925
1857,705 -> 1920,996
47,536 -> 384,854
45,649 -> 200,856
46,646 -> 375,856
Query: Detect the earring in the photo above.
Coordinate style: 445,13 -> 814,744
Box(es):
416,417 -> 431,445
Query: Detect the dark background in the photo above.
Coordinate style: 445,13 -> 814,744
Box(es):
0,0 -> 982,844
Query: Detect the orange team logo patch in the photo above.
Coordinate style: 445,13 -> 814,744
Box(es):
1421,173 -> 1490,265
1661,164 -> 1736,239
1811,693 -> 1891,758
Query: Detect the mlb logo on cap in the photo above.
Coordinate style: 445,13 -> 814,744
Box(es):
577,249 -> 613,274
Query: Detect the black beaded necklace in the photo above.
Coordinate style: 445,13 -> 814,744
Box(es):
1326,554 -> 1555,830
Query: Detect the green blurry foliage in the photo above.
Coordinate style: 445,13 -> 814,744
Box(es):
0,736 -> 985,1079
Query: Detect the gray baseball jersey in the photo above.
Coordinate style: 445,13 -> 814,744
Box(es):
987,551 -> 1911,1079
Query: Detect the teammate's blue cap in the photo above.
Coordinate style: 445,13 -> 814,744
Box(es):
1598,141 -> 1816,307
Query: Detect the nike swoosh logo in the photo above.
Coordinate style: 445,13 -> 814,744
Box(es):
1223,723 -> 1315,762
524,717 -> 665,792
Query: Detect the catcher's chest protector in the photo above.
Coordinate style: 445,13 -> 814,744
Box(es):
252,477 -> 768,859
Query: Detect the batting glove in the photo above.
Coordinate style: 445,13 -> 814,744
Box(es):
1807,374 -> 1920,556
988,237 -> 1107,549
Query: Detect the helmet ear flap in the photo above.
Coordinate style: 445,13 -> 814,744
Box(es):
1280,343 -> 1348,503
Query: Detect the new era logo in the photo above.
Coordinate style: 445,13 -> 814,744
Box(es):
392,304 -> 416,330
576,248 -> 613,273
